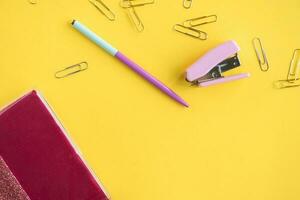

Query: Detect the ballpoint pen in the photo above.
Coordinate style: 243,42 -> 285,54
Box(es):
71,20 -> 189,107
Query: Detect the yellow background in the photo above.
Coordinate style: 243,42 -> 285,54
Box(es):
1,1 -> 300,199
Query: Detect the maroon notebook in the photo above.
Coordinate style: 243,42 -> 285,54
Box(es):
0,91 -> 109,200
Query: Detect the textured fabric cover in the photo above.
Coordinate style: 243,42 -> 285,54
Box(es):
0,91 -> 109,200
0,156 -> 31,200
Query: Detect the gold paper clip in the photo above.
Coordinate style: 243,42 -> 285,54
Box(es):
252,37 -> 269,72
173,24 -> 207,40
28,0 -> 37,4
120,0 -> 154,8
183,15 -> 217,27
274,49 -> 300,89
89,0 -> 115,21
274,79 -> 300,89
286,49 -> 300,81
55,62 -> 88,79
183,0 -> 192,9
126,4 -> 144,32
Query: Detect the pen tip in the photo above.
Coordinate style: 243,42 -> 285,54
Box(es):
71,20 -> 76,25
174,94 -> 189,108
179,99 -> 189,108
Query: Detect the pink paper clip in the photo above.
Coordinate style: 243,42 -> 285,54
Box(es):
186,40 -> 250,87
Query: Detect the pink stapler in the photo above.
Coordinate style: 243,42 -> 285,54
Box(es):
186,40 -> 250,87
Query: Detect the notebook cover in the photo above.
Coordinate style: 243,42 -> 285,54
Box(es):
0,156 -> 31,200
0,91 -> 109,200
